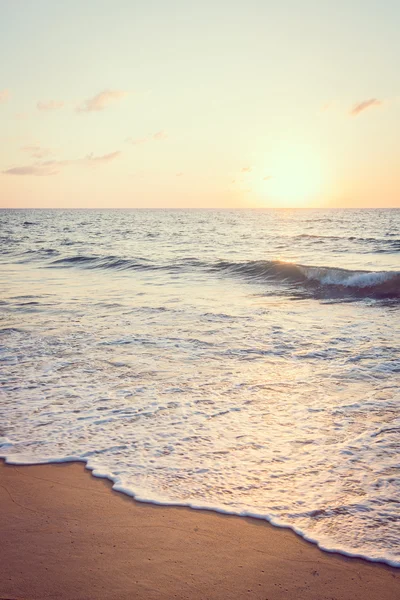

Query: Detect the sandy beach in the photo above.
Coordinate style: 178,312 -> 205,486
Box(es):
0,460 -> 398,600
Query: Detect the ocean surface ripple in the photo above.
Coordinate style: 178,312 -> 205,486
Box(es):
1,208 -> 399,566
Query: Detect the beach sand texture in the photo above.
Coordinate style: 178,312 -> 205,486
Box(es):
0,461 -> 399,600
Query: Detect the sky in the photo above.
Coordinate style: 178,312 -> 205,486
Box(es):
0,0 -> 399,208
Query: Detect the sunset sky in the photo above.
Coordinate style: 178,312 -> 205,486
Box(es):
1,0 -> 399,208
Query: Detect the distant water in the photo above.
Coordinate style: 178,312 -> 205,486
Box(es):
1,208 -> 399,566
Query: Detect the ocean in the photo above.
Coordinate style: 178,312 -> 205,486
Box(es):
1,208 -> 399,566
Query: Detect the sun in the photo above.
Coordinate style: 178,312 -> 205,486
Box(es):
255,143 -> 326,207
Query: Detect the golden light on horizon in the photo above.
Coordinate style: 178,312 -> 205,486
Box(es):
256,143 -> 327,207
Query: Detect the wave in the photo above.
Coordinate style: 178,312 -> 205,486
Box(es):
292,234 -> 400,252
212,260 -> 400,300
47,256 -> 400,300
49,254 -> 206,273
5,251 -> 399,300
50,255 -> 154,270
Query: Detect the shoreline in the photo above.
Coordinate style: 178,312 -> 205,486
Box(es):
1,460 -> 399,600
2,455 -> 398,568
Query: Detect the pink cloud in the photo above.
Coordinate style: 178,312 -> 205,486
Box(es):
153,130 -> 168,141
3,165 -> 58,176
83,151 -> 121,164
350,98 -> 382,116
37,100 -> 64,111
241,166 -> 252,173
3,151 -> 121,176
0,89 -> 10,103
126,131 -> 168,145
76,90 -> 127,113
321,102 -> 333,112
40,152 -> 121,168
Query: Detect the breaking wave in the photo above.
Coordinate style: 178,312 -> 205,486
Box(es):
214,260 -> 400,299
3,248 -> 399,300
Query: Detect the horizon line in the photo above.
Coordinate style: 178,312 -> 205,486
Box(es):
1,206 -> 399,211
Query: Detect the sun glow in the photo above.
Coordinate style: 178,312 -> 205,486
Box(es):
256,144 -> 327,207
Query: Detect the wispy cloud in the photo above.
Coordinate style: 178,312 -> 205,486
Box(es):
3,151 -> 121,176
126,131 -> 168,145
83,151 -> 121,164
350,98 -> 382,116
153,130 -> 168,141
241,166 -> 252,173
0,89 -> 10,103
263,176 -> 272,181
76,90 -> 127,113
21,145 -> 54,159
37,100 -> 64,111
3,165 -> 58,176
320,101 -> 335,113
175,172 -> 184,177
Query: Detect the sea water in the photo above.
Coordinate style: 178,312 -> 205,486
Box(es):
1,208 -> 399,565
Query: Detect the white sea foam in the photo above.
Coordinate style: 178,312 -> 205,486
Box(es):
2,452 -> 399,567
301,265 -> 398,288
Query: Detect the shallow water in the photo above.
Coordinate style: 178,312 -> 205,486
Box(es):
1,208 -> 399,565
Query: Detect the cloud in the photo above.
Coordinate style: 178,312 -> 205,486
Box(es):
126,131 -> 168,145
320,102 -> 333,112
175,172 -> 184,177
76,89 -> 127,113
21,145 -> 54,159
3,165 -> 58,176
83,151 -> 121,164
3,151 -> 121,176
0,89 -> 10,103
125,130 -> 168,146
350,98 -> 382,116
241,166 -> 252,173
37,100 -> 64,111
39,151 -> 121,169
153,130 -> 168,141
263,176 -> 272,181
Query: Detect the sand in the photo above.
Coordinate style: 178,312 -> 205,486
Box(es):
0,460 -> 398,600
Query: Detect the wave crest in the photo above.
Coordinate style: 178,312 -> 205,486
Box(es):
214,260 -> 400,299
24,253 -> 400,301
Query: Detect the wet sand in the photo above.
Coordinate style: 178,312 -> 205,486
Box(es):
0,460 -> 399,600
